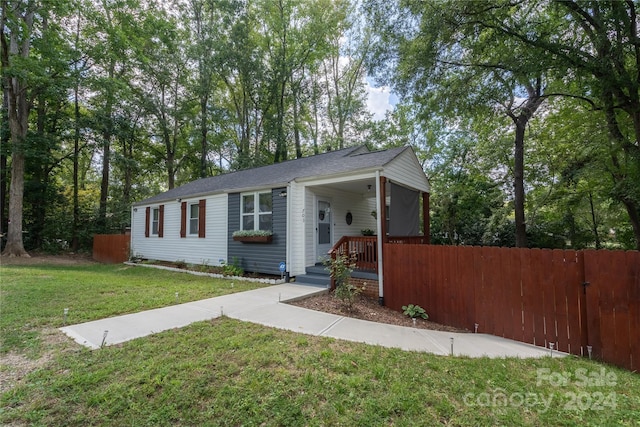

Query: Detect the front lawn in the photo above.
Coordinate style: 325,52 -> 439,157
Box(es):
0,262 -> 267,356
1,262 -> 639,426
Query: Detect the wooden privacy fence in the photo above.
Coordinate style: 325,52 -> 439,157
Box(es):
93,234 -> 131,263
383,245 -> 639,372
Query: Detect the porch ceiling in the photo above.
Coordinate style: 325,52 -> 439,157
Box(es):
316,177 -> 381,197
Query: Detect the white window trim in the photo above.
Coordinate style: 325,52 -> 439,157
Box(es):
241,191 -> 272,231
151,207 -> 160,236
189,202 -> 199,235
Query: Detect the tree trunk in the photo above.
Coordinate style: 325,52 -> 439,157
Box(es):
510,80 -> 545,248
513,117 -> 527,248
98,126 -> 111,232
97,61 -> 115,233
200,93 -> 208,177
620,197 -> 640,250
1,3 -> 33,257
1,89 -> 8,249
32,96 -> 48,249
71,15 -> 81,252
292,82 -> 302,159
588,191 -> 601,249
72,72 -> 80,251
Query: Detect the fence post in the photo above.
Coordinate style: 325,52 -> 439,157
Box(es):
577,251 -> 589,357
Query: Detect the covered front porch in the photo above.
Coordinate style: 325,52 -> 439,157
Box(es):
294,174 -> 430,302
327,176 -> 430,300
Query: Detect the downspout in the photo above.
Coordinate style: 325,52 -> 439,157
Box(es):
285,182 -> 291,282
376,171 -> 384,305
130,207 -> 135,259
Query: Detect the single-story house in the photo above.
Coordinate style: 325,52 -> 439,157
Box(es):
130,145 -> 430,302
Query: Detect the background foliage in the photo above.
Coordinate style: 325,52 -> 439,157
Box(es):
2,0 -> 638,252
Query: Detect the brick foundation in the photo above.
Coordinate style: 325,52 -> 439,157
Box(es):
348,277 -> 379,300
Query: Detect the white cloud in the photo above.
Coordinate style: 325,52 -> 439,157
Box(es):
365,81 -> 396,121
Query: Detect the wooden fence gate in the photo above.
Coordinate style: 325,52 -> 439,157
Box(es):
383,245 -> 639,371
93,234 -> 131,264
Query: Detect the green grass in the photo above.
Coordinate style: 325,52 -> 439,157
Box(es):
1,263 -> 639,426
0,263 -> 267,356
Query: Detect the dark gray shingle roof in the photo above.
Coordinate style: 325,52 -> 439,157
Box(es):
134,145 -> 409,206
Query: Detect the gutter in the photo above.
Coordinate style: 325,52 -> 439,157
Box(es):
293,166 -> 383,184
132,182 -> 290,207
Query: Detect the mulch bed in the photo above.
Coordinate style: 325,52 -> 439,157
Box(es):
289,292 -> 469,333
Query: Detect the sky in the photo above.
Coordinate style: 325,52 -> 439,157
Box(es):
365,81 -> 398,121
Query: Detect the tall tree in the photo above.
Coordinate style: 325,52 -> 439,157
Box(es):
259,0 -> 344,162
365,0 -> 640,248
132,4 -> 194,189
365,0 -> 556,247
1,0 -> 36,256
320,14 -> 370,151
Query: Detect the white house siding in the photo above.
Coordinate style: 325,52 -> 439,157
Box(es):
130,194 -> 228,266
288,181 -> 306,277
304,186 -> 315,268
384,149 -> 430,193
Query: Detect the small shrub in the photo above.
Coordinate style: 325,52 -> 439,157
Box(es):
221,257 -> 244,276
198,259 -> 211,273
334,281 -> 365,311
402,304 -> 428,320
324,253 -> 361,310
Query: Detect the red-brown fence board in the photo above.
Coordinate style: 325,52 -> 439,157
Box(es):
564,251 -> 583,355
383,244 -> 639,371
530,249 -> 547,347
459,246 -> 476,331
93,234 -> 130,264
520,249 -> 535,345
583,250 -> 604,361
504,248 -> 522,342
551,250 -> 567,352
629,251 -> 640,371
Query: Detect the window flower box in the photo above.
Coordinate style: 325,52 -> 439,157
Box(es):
232,230 -> 273,243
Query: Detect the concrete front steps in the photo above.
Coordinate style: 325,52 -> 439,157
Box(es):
293,263 -> 330,287
293,264 -> 379,289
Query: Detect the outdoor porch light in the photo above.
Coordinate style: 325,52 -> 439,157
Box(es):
279,191 -> 287,197
367,184 -> 372,192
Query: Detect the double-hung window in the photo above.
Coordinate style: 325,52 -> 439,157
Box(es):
151,208 -> 160,235
180,200 -> 205,238
145,205 -> 163,238
189,203 -> 199,235
241,192 -> 272,231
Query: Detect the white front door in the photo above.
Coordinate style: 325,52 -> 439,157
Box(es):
316,200 -> 332,259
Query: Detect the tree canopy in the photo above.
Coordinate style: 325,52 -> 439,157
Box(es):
2,0 -> 638,254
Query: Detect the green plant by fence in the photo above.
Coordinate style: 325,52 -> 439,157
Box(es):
383,244 -> 639,372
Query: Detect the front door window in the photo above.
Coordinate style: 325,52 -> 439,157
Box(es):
317,200 -> 332,256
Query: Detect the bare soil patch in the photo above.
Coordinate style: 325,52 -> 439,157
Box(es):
0,252 -> 96,266
0,328 -> 74,395
289,291 -> 469,333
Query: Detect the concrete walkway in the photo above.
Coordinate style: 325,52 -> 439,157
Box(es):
60,284 -> 563,358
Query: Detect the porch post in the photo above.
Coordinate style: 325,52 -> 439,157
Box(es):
377,175 -> 386,305
422,191 -> 430,244
379,176 -> 387,243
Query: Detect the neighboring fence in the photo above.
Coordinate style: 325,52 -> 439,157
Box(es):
383,244 -> 639,372
93,234 -> 131,263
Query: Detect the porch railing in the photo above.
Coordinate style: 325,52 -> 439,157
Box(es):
328,235 -> 430,279
329,236 -> 378,274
